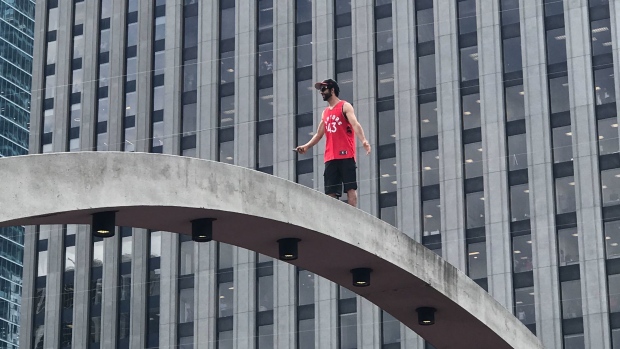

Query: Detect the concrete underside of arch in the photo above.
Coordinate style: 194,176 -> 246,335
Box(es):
0,152 -> 543,349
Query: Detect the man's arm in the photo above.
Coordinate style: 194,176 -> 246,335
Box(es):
343,102 -> 371,155
296,117 -> 325,154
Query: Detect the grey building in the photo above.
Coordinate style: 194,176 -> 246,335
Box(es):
18,0 -> 620,349
0,0 -> 35,347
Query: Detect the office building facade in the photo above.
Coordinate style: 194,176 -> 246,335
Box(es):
19,0 -> 620,348
0,0 -> 36,347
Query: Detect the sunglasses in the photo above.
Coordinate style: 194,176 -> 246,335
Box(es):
320,86 -> 329,92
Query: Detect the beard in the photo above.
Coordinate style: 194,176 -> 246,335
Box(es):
322,91 -> 332,101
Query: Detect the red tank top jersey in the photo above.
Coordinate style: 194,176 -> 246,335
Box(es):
322,100 -> 356,162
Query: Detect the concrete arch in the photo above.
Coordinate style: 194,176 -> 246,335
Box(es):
0,152 -> 543,349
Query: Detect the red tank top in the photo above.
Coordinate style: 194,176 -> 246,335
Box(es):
322,100 -> 356,162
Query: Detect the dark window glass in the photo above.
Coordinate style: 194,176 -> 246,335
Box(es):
419,101 -> 438,137
601,168 -> 620,206
561,280 -> 583,319
381,311 -> 400,344
608,273 -> 620,313
512,234 -> 533,273
460,46 -> 479,82
546,28 -> 567,65
605,220 -> 620,259
591,18 -> 612,56
510,183 -> 530,222
220,8 -> 235,40
218,282 -> 234,317
555,176 -> 576,214
379,158 -> 397,194
377,63 -> 395,98
507,133 -> 528,171
298,270 -> 314,305
417,8 -> 434,43
558,227 -> 579,266
552,125 -> 573,163
549,76 -> 570,114
297,34 -> 312,68
418,54 -> 436,90
502,37 -> 522,73
466,191 -> 485,229
598,118 -> 619,155
376,17 -> 393,52
594,67 -> 616,105
514,286 -> 535,325
378,109 -> 395,146
467,241 -> 487,279
421,150 -> 439,186
462,93 -> 481,130
339,313 -> 357,349
336,26 -> 352,60
505,85 -> 525,121
464,142 -> 483,178
458,0 -> 477,35
422,199 -> 441,236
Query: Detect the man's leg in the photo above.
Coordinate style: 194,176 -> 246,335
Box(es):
346,189 -> 357,206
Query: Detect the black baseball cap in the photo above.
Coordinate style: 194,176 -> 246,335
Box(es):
314,78 -> 339,91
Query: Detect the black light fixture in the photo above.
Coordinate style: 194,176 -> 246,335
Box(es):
91,211 -> 116,238
277,238 -> 300,260
351,267 -> 372,287
192,218 -> 216,242
416,307 -> 436,326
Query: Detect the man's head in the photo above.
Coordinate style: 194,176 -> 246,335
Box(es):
314,79 -> 340,101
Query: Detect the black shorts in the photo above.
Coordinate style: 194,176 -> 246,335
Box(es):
324,158 -> 357,197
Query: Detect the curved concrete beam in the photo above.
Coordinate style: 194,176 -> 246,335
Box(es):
0,152 -> 543,349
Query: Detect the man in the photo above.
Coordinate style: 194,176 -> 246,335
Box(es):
295,79 -> 371,207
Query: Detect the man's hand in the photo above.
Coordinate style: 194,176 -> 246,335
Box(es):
362,140 -> 371,155
295,145 -> 308,154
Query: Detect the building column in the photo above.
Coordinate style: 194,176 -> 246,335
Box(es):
134,1 -> 154,153
351,0 -> 378,215
107,0 -> 128,152
477,0 -> 512,308
79,0 -> 101,150
18,226 -> 37,349
233,248 -> 256,349
315,278 -> 337,349
27,0 -> 47,153
435,0 -> 466,270
393,0 -> 422,241
272,0 -> 296,180
565,1 -> 611,348
196,0 -> 219,161
159,232 -> 179,347
610,0 -> 620,147
42,226 -> 63,349
520,1 -> 562,347
101,232 -> 120,347
234,0 -> 257,168
195,242 -> 216,349
274,262 -> 296,349
72,225 -> 93,348
163,1 -> 183,156
52,0 -> 74,152
357,298 -> 380,349
129,229 -> 148,348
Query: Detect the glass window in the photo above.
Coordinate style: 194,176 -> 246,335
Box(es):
218,330 -> 233,349
460,46 -> 479,82
220,51 -> 235,84
467,241 -> 487,279
377,63 -> 394,98
257,275 -> 274,311
558,227 -> 579,266
505,85 -> 525,121
381,311 -> 400,345
514,286 -> 535,324
419,101 -> 438,138
421,150 -> 439,186
257,324 -> 274,349
613,328 -> 620,349
552,125 -> 573,163
183,59 -> 198,92
297,125 -> 314,161
258,0 -> 274,29
555,176 -> 576,214
298,270 -> 314,306
296,34 -> 312,68
594,67 -> 616,105
416,8 -> 434,43
546,28 -> 567,65
339,313 -> 357,349
150,231 -> 162,258
512,234 -> 533,273
561,280 -> 582,319
296,0 -> 312,22
598,118 -> 619,155
418,54 -> 436,90
378,109 -> 396,146
220,8 -> 235,40
591,18 -> 612,57
379,157 -> 397,194
180,240 -> 194,275
218,243 -> 233,269
179,288 -> 194,323
462,93 -> 481,130
605,221 -> 620,259
458,0 -> 477,35
500,0 -> 520,25
507,133 -> 528,171
464,142 -> 483,178
298,318 -> 315,349
380,206 -> 397,227
258,43 -> 273,76
258,133 -> 273,169
376,17 -> 393,52
297,79 -> 313,114
179,335 -> 193,349
510,184 -> 530,222
38,250 -> 48,277
423,199 -> 441,236
339,286 -> 356,300
549,76 -> 569,114
544,0 -> 564,16
466,191 -> 486,229
608,273 -> 620,313
258,88 -> 274,121
502,37 -> 522,73
601,168 -> 620,206
219,95 -> 234,127
218,282 -> 234,317
337,71 -> 353,102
